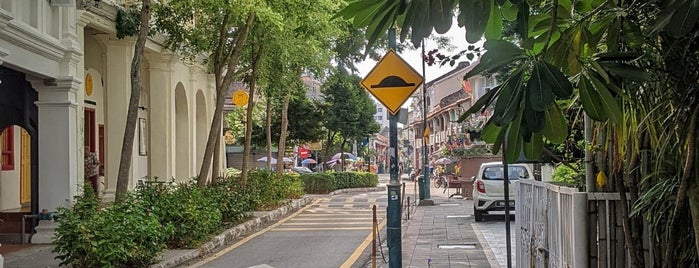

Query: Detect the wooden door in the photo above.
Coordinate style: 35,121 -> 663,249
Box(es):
20,128 -> 30,204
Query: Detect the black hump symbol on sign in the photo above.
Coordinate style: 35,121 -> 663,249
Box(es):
370,75 -> 415,89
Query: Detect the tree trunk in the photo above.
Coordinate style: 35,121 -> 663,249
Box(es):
197,13 -> 255,188
241,42 -> 264,185
276,94 -> 290,173
212,130 -> 221,178
664,109 -> 697,268
115,0 -> 150,203
266,95 -> 272,171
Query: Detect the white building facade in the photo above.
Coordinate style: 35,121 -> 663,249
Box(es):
0,0 -> 222,237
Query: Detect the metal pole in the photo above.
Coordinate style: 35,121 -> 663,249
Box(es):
420,40 -> 431,200
386,27 -> 402,268
502,133 -> 512,268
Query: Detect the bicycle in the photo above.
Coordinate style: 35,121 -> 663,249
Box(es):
433,174 -> 447,189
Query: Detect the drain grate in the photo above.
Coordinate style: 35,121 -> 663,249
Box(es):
437,243 -> 478,249
446,215 -> 470,218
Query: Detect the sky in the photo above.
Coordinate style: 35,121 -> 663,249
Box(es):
356,23 -> 472,83
356,22 -> 477,112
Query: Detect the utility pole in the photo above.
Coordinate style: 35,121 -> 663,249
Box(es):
385,27 -> 402,268
420,40 -> 431,202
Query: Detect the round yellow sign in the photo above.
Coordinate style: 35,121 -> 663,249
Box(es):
232,90 -> 248,106
85,73 -> 93,96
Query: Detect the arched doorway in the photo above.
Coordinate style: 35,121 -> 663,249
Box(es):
175,83 -> 190,180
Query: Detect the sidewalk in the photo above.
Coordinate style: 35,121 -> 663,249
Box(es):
0,173 -> 501,268
371,175 -> 498,268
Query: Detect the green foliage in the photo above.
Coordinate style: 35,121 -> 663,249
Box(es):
550,163 -> 584,189
300,172 -> 378,194
331,172 -> 379,189
136,181 -> 222,249
207,175 -> 253,225
299,173 -> 336,194
246,170 -> 304,210
53,185 -> 172,268
322,69 -> 381,142
115,9 -> 141,39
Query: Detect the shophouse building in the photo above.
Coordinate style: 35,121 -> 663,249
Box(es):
0,0 -> 223,240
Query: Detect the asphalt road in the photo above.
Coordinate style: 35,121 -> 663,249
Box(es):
187,191 -> 389,268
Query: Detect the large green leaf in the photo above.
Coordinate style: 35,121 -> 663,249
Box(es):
481,118 -> 502,143
457,85 -> 499,122
527,62 -> 554,111
540,61 -> 573,98
587,74 -> 622,123
541,103 -> 567,143
598,62 -> 649,82
501,0 -> 518,21
594,51 -> 644,62
505,113 -> 524,163
523,104 -> 545,133
516,1 -> 530,46
409,0 -> 432,47
491,127 -> 506,155
666,0 -> 699,38
464,40 -> 527,79
334,0 -> 383,20
485,0 -> 503,40
523,132 -> 543,160
459,0 -> 491,43
578,77 -> 607,121
431,0 -> 454,34
493,69 -> 524,126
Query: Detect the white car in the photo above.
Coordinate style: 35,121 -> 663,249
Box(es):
472,162 -> 533,222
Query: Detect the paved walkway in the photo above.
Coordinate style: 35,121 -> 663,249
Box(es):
0,174 -> 513,268
371,176 -> 503,267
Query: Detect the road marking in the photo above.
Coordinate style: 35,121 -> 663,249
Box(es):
270,227 -> 372,231
187,199 -> 322,268
280,221 -> 370,226
340,217 -> 387,268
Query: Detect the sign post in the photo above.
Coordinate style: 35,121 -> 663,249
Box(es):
360,28 -> 423,268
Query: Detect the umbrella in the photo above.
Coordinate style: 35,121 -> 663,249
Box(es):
331,152 -> 357,160
257,156 -> 277,164
434,157 -> 453,165
301,159 -> 317,164
282,157 -> 294,163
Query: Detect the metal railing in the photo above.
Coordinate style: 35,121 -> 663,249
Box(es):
516,180 -> 588,268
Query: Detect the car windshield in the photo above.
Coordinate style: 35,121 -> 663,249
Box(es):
482,166 -> 529,180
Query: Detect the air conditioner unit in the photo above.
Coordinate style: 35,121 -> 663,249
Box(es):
50,0 -> 75,6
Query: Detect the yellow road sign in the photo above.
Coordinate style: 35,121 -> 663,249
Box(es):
360,50 -> 424,115
232,90 -> 248,106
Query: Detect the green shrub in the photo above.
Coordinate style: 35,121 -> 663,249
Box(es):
53,185 -> 172,268
300,173 -> 336,194
137,180 -> 222,248
207,175 -> 252,225
246,170 -> 303,210
331,172 -> 379,189
551,163 -> 584,188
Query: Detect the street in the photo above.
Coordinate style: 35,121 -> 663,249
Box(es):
185,192 -> 388,268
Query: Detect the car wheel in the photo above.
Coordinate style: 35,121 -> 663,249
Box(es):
474,206 -> 484,222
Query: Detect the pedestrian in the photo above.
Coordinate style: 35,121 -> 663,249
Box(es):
84,146 -> 100,195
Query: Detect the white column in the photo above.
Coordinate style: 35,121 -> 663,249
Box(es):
30,77 -> 81,212
94,35 -> 134,195
145,52 -> 175,181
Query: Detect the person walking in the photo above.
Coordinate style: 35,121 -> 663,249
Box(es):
84,146 -> 100,195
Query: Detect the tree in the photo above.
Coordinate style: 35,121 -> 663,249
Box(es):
322,68 -> 380,170
338,0 -> 699,266
114,0 -> 151,203
154,1 -> 258,188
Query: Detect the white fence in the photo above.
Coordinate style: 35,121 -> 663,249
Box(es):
516,180 -> 588,268
516,180 -> 653,268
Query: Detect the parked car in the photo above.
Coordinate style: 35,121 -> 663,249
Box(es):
472,162 -> 533,222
